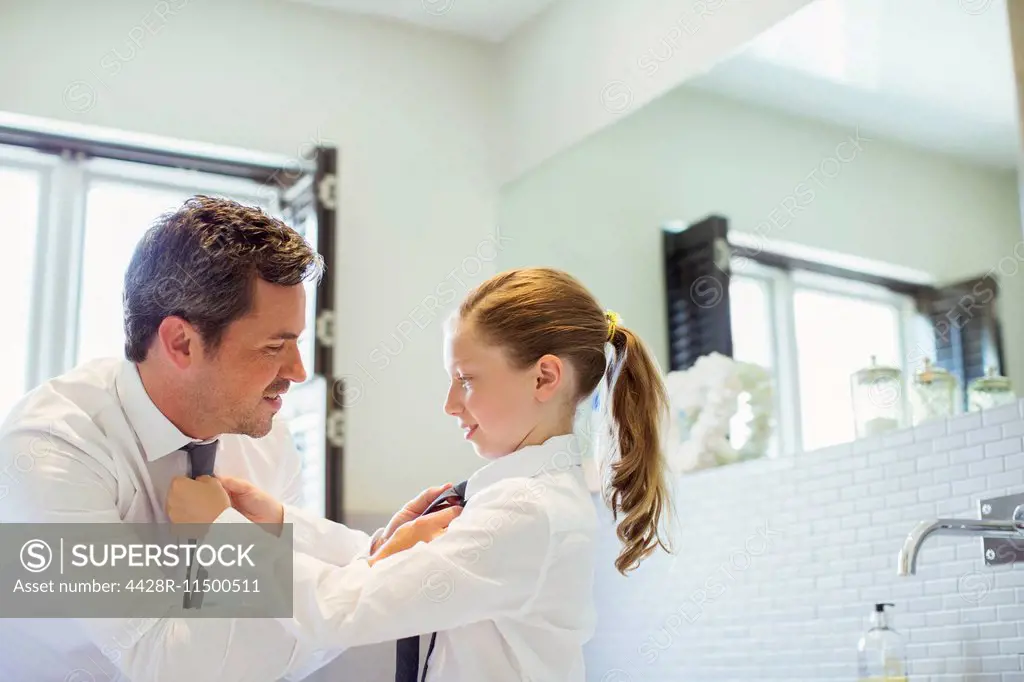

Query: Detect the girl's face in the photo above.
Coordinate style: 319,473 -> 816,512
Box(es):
443,317 -> 566,459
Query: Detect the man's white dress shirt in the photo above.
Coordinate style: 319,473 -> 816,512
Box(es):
0,357 -> 601,682
273,432 -> 601,682
0,358 -> 369,682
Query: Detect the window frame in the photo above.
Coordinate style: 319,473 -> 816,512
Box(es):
732,257 -> 922,457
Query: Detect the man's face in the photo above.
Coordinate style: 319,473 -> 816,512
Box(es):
193,279 -> 308,438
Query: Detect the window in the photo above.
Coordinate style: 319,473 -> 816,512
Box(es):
730,262 -> 919,454
0,159 -> 44,417
663,216 -> 997,461
0,134 -> 319,408
0,120 -> 341,520
75,160 -> 272,365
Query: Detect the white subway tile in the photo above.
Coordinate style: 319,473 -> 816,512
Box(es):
916,451 -> 950,471
982,402 -> 1024,426
990,468 -> 1024,491
997,604 -> 1024,620
919,482 -> 953,502
979,623 -> 1020,640
961,606 -> 999,623
810,488 -> 841,506
985,438 -> 1023,458
924,609 -> 960,626
839,512 -> 872,528
867,448 -> 898,468
1004,451 -> 1024,471
857,555 -> 892,574
815,574 -> 843,590
840,483 -> 872,501
949,413 -> 984,433
900,472 -> 934,490
818,471 -> 855,490
1002,419 -> 1024,438
997,638 -> 1024,654
934,433 -> 968,453
994,569 -> 1024,589
854,496 -> 880,513
914,419 -> 949,441
885,460 -> 917,477
844,572 -> 874,588
922,577 -> 960,595
870,508 -> 902,526
868,478 -> 902,496
933,463 -> 970,484
950,445 -> 986,465
838,454 -> 868,472
882,430 -> 916,449
853,467 -> 886,484
889,579 -> 925,599
982,655 -> 1021,672
952,477 -> 991,497
968,458 -> 1004,477
886,490 -> 919,508
968,425 -> 1004,446
857,525 -> 888,543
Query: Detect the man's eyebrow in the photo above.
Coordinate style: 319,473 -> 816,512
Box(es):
268,332 -> 301,340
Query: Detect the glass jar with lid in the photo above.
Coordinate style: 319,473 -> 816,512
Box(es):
851,355 -> 905,438
968,367 -> 1016,412
910,358 -> 958,425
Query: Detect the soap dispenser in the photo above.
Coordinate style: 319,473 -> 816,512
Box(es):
857,603 -> 908,682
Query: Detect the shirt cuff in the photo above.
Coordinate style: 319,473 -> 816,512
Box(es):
362,527 -> 385,560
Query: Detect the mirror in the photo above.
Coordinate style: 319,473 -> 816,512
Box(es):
501,0 -> 1023,462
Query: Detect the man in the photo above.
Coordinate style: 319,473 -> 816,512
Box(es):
0,196 -> 457,681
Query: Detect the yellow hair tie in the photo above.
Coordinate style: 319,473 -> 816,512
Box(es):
605,310 -> 621,341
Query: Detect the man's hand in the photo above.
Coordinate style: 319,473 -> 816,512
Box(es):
369,505 -> 462,566
219,475 -> 285,535
166,476 -> 230,524
375,483 -> 454,553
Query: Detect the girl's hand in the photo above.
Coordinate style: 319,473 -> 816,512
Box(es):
166,475 -> 231,524
218,475 -> 285,534
369,505 -> 462,566
376,483 -> 454,552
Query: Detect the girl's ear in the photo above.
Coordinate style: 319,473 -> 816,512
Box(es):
533,354 -> 564,403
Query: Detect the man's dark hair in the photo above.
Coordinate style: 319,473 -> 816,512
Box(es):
123,195 -> 324,362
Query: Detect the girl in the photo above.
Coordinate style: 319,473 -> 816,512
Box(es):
176,267 -> 673,681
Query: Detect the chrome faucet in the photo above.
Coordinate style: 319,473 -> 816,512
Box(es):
897,504 -> 1024,576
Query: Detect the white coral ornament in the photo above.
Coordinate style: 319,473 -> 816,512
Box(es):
664,352 -> 774,474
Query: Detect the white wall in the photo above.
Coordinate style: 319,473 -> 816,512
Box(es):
0,0 -> 499,514
499,0 -> 816,181
498,85 -> 1024,392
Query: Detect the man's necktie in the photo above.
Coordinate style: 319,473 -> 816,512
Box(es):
182,440 -> 218,609
395,480 -> 468,682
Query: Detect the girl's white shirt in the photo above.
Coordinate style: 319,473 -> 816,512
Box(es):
274,432 -> 600,682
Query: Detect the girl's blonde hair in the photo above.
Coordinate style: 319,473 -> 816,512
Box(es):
459,267 -> 671,574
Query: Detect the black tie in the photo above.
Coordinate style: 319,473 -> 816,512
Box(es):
182,440 -> 218,609
186,440 -> 218,479
395,480 -> 468,682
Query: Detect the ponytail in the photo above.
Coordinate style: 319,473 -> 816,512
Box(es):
455,267 -> 672,574
605,325 -> 672,574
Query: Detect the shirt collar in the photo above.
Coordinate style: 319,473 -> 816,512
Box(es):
114,360 -> 205,462
465,433 -> 584,500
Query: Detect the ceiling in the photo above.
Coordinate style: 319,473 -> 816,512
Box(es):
283,0 -> 559,42
688,0 -> 1021,170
